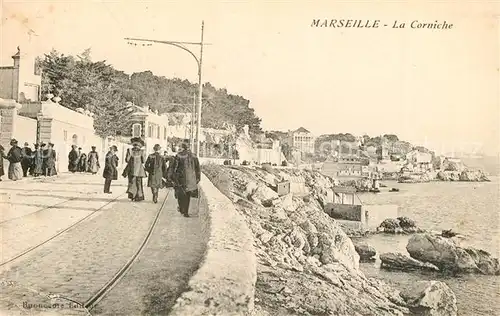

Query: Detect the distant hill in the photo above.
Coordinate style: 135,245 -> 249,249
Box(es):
460,155 -> 500,175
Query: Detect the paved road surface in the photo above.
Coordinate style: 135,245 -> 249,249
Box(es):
0,173 -> 205,315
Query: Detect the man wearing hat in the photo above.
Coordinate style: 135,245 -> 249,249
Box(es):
0,145 -> 6,181
145,144 -> 168,203
44,142 -> 57,176
21,142 -> 33,177
6,139 -> 23,181
103,145 -> 119,194
168,140 -> 201,217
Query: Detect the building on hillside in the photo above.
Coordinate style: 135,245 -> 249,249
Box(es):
286,127 -> 315,154
333,162 -> 363,178
442,157 -> 465,172
166,112 -> 194,141
254,133 -> 285,165
376,144 -> 390,161
406,150 -> 433,172
126,103 -> 170,154
0,47 -> 41,103
0,47 -> 106,172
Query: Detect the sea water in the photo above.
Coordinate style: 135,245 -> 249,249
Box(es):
355,178 -> 500,315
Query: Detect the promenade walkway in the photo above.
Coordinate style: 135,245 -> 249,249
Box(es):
0,172 -> 205,315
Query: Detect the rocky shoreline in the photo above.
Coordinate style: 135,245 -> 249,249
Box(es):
339,170 -> 490,192
203,164 -> 461,315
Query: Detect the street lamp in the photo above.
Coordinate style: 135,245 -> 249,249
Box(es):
125,21 -> 206,156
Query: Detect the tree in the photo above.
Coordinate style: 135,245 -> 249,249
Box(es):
383,134 -> 399,142
38,49 -> 262,138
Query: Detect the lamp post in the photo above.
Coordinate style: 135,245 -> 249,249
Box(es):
125,21 -> 206,156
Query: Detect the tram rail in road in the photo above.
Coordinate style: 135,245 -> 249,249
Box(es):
0,193 -> 128,268
0,189 -> 172,316
83,190 -> 170,312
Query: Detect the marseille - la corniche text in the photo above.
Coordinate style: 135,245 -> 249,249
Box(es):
311,19 -> 453,29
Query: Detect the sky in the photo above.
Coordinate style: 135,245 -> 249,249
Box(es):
1,0 -> 499,156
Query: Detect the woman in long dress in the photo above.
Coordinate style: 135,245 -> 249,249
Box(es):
78,153 -> 88,172
87,146 -> 100,174
7,139 -> 23,181
32,144 -> 43,177
68,145 -> 79,173
122,138 -> 147,201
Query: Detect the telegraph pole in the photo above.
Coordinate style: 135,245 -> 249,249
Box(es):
125,20 -> 207,156
195,21 -> 204,157
191,93 -> 196,152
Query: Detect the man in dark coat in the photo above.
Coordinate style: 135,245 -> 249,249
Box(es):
68,145 -> 79,173
103,145 -> 119,194
21,142 -> 33,177
168,141 -> 201,217
0,145 -> 5,181
44,142 -> 57,176
145,144 -> 168,203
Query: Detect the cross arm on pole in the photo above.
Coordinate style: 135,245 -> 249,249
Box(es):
124,37 -> 202,69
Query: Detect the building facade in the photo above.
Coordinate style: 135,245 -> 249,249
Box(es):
0,47 -> 41,103
287,127 -> 315,154
127,104 -> 170,154
406,150 -> 433,172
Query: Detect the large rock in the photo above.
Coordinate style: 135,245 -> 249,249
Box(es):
406,234 -> 500,275
250,184 -> 279,206
353,241 -> 376,261
459,170 -> 489,182
380,252 -> 439,272
378,218 -> 402,233
436,171 -> 449,181
203,165 -> 410,315
378,217 -> 423,234
400,281 -> 457,316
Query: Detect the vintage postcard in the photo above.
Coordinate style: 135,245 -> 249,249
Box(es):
0,1 -> 498,315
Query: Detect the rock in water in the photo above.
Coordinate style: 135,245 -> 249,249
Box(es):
406,233 -> 500,275
378,217 -> 422,234
400,281 -> 457,316
378,218 -> 402,233
353,241 -> 377,261
379,252 -> 439,272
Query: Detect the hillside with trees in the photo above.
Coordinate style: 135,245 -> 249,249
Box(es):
37,49 -> 262,137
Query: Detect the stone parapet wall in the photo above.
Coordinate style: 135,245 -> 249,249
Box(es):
169,174 -> 257,316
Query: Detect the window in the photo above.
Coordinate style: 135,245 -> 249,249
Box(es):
148,124 -> 153,138
164,127 -> 167,140
157,126 -> 160,139
132,123 -> 141,137
63,130 -> 68,141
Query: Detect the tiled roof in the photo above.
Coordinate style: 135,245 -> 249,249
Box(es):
294,127 -> 310,133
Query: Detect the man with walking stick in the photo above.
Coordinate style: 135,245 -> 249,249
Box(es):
168,140 -> 200,217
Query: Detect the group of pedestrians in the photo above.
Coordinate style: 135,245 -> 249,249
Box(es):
0,139 -> 57,181
68,145 -> 100,174
102,137 -> 201,217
